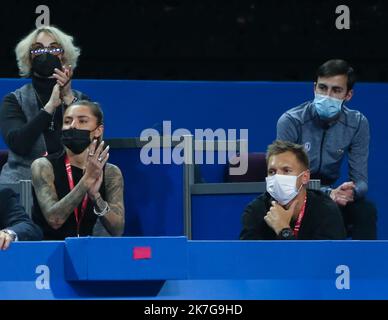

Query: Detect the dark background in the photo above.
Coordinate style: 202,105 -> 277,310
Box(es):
0,0 -> 387,81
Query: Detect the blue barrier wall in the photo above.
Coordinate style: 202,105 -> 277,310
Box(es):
109,148 -> 184,236
2,238 -> 388,300
0,79 -> 386,238
192,194 -> 258,240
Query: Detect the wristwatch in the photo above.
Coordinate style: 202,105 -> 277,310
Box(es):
1,229 -> 17,242
278,227 -> 294,240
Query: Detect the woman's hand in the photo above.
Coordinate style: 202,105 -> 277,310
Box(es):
44,84 -> 62,114
83,140 -> 110,189
88,173 -> 103,201
53,65 -> 74,105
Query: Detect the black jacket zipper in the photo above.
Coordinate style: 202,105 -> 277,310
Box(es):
317,129 -> 327,175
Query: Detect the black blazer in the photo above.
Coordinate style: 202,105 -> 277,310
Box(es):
0,187 -> 42,241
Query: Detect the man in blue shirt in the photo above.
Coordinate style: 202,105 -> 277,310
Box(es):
277,59 -> 377,239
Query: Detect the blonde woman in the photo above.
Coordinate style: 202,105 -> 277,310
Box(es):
0,26 -> 89,183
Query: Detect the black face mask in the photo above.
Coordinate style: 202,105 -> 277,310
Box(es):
61,128 -> 92,154
31,53 -> 62,78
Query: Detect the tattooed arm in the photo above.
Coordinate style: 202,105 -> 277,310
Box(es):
31,157 -> 95,229
92,163 -> 125,236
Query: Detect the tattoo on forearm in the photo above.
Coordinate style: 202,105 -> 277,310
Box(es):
31,158 -> 90,228
99,164 -> 125,235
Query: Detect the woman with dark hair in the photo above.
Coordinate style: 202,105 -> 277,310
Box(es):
31,101 -> 124,240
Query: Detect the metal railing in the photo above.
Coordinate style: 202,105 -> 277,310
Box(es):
0,180 -> 33,217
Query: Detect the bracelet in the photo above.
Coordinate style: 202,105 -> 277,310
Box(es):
1,229 -> 17,241
64,96 -> 78,107
70,96 -> 78,105
93,201 -> 110,217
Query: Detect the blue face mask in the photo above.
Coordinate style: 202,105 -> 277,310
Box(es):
313,93 -> 343,120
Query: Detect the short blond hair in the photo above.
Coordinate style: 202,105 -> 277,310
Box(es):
266,140 -> 310,170
15,26 -> 81,77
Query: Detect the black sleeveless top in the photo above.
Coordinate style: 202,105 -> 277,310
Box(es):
32,151 -> 106,240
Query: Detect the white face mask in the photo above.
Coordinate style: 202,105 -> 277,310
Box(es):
313,93 -> 343,120
265,172 -> 305,205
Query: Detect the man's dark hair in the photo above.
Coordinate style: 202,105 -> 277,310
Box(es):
266,140 -> 309,170
316,59 -> 356,91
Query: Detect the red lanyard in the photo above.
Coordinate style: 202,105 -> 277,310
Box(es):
293,195 -> 307,238
64,155 -> 88,237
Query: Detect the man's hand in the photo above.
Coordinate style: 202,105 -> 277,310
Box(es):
330,181 -> 355,206
264,200 -> 298,235
0,231 -> 14,250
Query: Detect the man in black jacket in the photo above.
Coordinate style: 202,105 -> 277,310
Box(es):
240,140 -> 346,240
0,187 -> 42,250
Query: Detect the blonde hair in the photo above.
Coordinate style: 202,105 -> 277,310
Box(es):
15,26 -> 81,77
